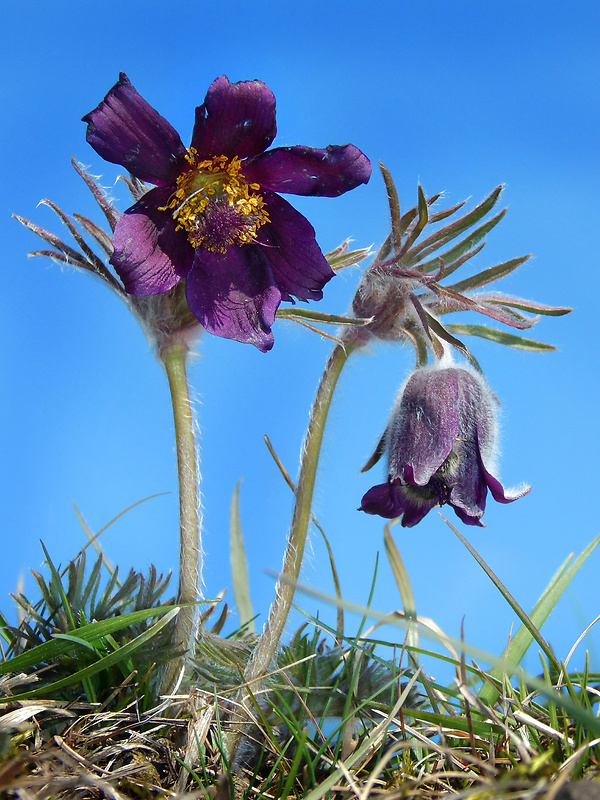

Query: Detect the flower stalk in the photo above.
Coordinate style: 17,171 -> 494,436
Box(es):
229,332 -> 359,764
160,343 -> 202,694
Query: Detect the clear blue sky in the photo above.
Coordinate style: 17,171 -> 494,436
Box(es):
2,0 -> 599,679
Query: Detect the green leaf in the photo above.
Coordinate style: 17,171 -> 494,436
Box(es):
360,427 -> 388,473
0,608 -> 180,702
42,550 -> 100,703
373,233 -> 392,263
444,323 -> 557,351
480,296 -> 573,316
373,191 -> 444,264
40,543 -> 77,631
51,633 -> 100,655
406,185 -> 502,266
424,311 -> 469,355
275,307 -> 371,326
428,198 -> 467,224
398,184 -> 429,256
229,480 -> 255,634
0,604 -> 181,680
407,706 -> 501,737
324,241 -> 372,270
445,255 -> 531,294
302,674 -> 420,800
437,241 -> 486,278
379,162 -> 402,250
414,209 -> 506,274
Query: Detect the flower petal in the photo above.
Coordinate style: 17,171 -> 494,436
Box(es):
83,73 -> 186,185
399,493 -> 438,527
185,246 -> 281,351
360,482 -> 437,527
110,186 -> 193,295
451,504 -> 485,527
359,482 -> 403,518
483,465 -> 532,504
245,145 -> 372,197
257,192 -> 335,302
446,442 -> 488,520
191,76 -> 276,160
388,369 -> 462,486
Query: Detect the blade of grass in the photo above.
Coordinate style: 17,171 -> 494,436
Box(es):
279,727 -> 308,800
302,672 -> 420,800
70,493 -> 170,580
440,519 -> 600,705
229,480 -> 255,634
1,608 -> 179,702
445,518 -> 561,668
40,543 -> 96,702
0,604 -> 182,679
384,522 -> 418,650
268,570 -> 499,665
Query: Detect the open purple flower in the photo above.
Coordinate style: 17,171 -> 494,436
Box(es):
83,73 -> 371,351
360,365 -> 530,527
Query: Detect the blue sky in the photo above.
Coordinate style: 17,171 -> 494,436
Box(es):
1,0 -> 599,680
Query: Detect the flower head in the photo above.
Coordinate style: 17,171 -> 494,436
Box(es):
83,74 -> 371,351
360,364 -> 530,527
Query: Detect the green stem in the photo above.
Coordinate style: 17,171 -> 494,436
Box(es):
160,344 -> 202,694
229,334 -> 358,763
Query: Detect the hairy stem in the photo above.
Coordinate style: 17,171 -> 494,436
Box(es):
229,334 -> 358,764
160,344 -> 202,694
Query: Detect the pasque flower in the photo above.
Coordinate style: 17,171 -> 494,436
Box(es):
83,73 -> 371,351
360,364 -> 530,527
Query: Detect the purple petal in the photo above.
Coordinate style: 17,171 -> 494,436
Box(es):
185,246 -> 281,351
389,369 -> 462,486
482,464 -> 532,504
447,451 -> 488,520
83,73 -> 186,185
245,145 -> 372,197
191,76 -> 276,160
110,186 -> 193,295
359,483 -> 403,518
257,192 -> 335,302
399,496 -> 437,528
359,481 -> 436,526
451,504 -> 485,527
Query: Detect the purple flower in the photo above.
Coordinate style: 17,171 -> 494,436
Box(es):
83,74 -> 371,351
360,365 -> 530,527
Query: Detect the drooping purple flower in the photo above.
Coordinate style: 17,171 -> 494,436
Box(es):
360,364 -> 530,527
83,73 -> 371,351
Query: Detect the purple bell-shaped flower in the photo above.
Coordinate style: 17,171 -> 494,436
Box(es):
360,364 -> 530,527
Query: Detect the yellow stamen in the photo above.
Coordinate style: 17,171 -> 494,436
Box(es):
160,149 -> 270,253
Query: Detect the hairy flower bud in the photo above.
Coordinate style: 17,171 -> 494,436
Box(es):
351,267 -> 416,342
360,364 -> 530,527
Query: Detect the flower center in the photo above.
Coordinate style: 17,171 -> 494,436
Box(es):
161,150 -> 270,253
